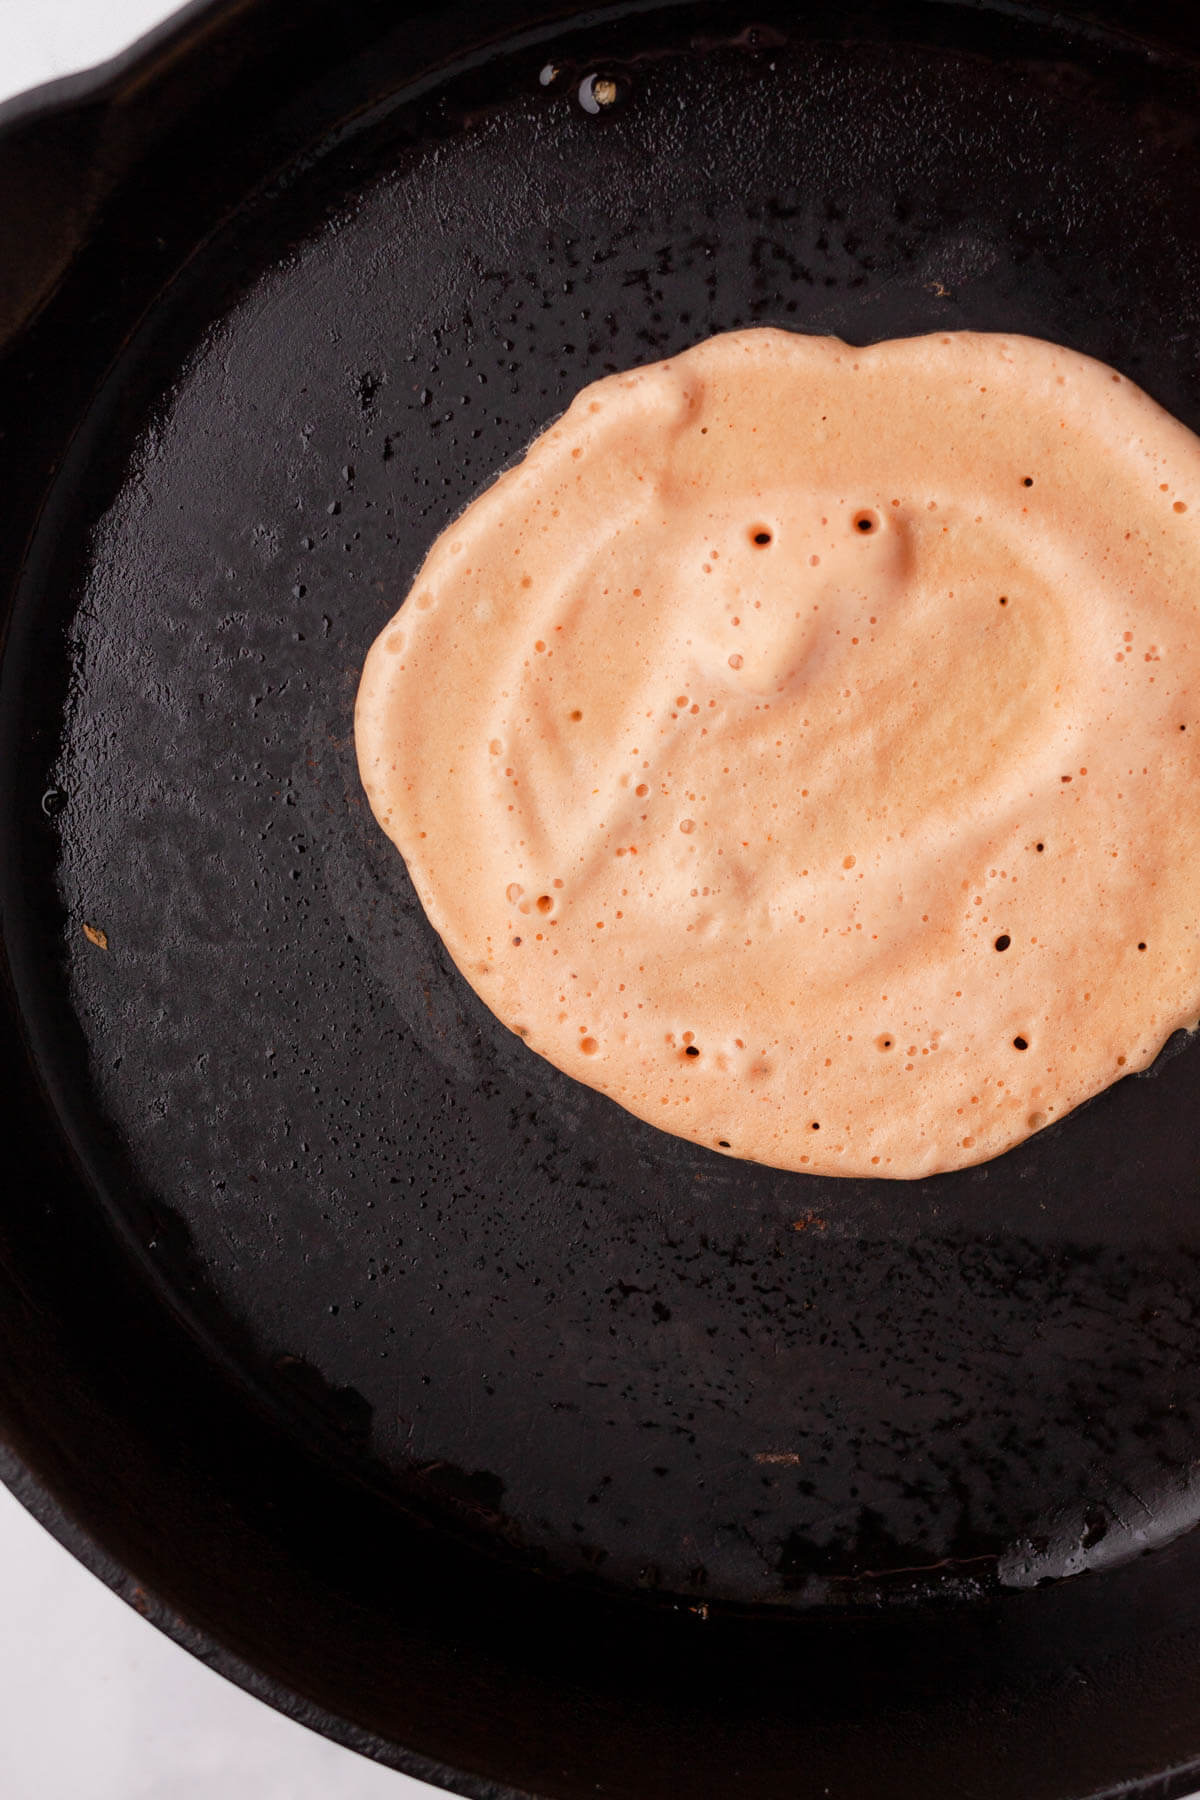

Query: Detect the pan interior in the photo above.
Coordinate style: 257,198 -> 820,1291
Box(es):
13,2 -> 1200,1610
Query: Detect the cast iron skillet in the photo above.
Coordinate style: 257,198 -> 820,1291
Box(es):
4,1 -> 1200,1794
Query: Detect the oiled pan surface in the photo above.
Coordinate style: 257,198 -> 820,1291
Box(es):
17,4 -> 1200,1609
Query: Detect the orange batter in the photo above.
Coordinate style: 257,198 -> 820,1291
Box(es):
356,329 -> 1200,1177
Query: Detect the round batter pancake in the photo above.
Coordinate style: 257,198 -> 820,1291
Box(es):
355,328 -> 1200,1178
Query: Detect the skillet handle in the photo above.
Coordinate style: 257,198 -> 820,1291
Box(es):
0,88 -> 113,345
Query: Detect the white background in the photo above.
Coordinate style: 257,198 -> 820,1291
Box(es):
0,2 -> 433,1794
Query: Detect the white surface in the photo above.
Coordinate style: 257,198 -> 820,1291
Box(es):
0,5 -> 432,1795
0,1485 -> 425,1799
0,0 -> 176,101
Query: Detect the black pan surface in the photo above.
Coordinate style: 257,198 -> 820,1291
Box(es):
4,2 -> 1200,1795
